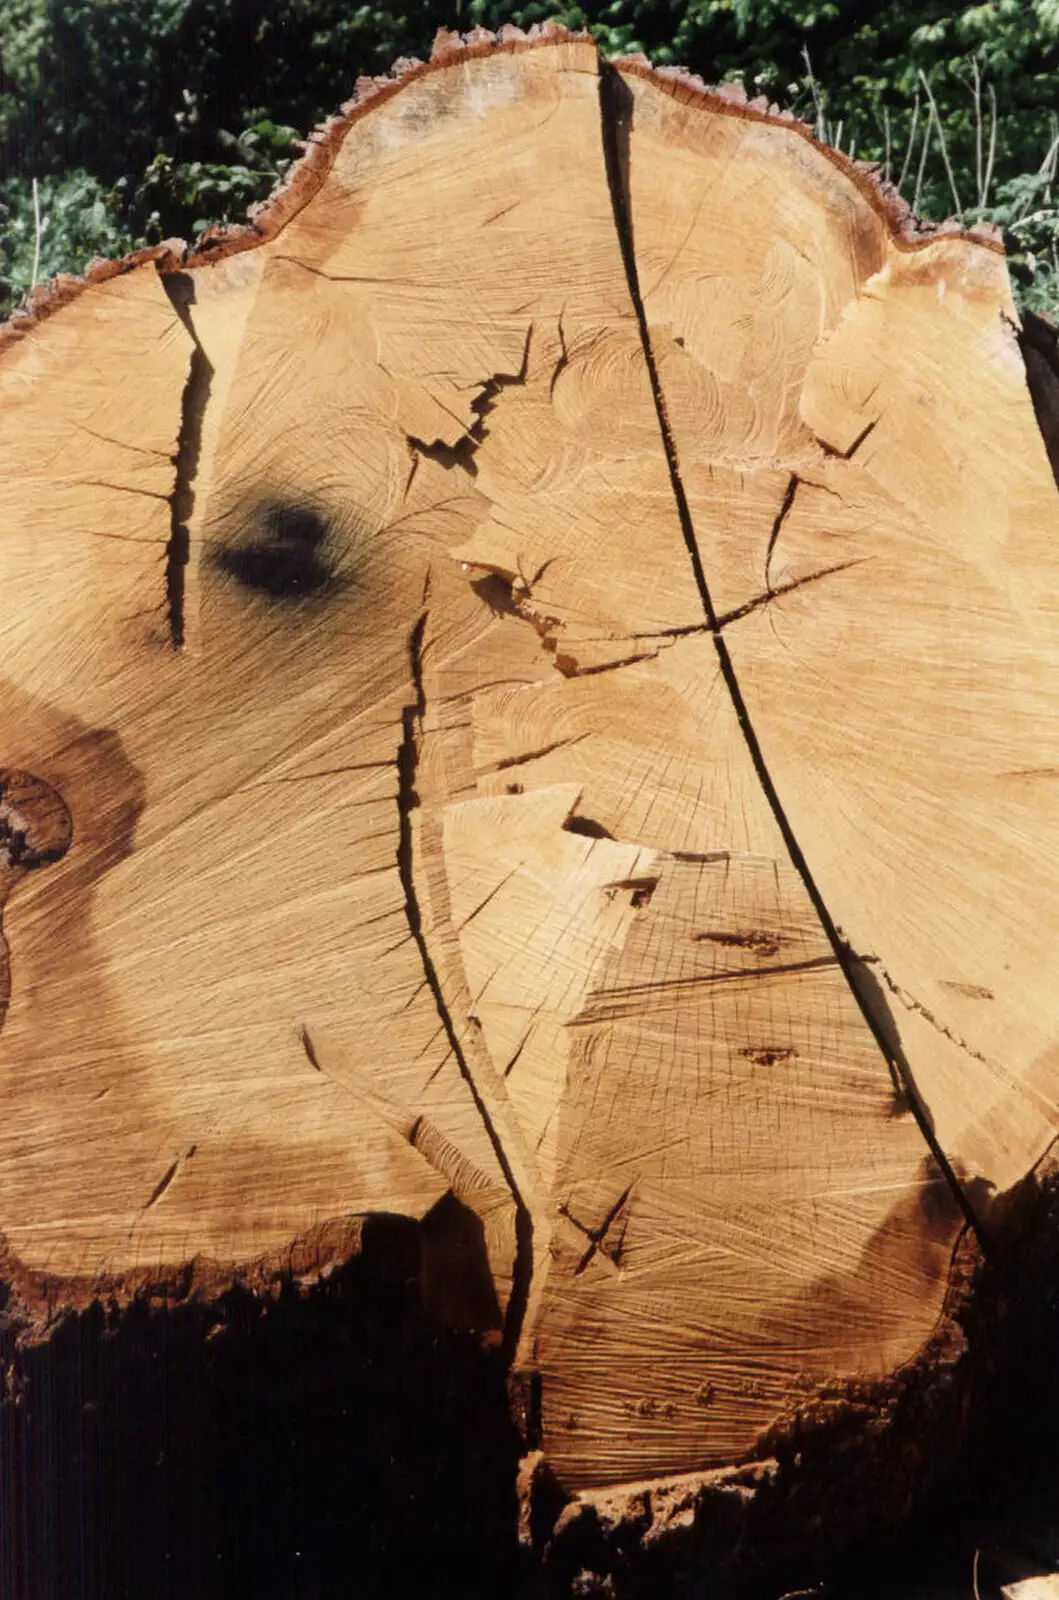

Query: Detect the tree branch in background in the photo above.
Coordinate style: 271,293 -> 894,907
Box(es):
896,86 -> 921,197
29,178 -> 40,293
918,67 -> 964,219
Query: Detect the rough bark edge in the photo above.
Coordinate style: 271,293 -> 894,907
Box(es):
528,1225 -> 990,1593
529,1160 -> 1059,1597
0,241 -> 190,357
0,1213 -> 371,1343
0,22 -> 1004,362
613,56 -> 1004,258
523,1449 -> 782,1596
183,21 -> 593,267
0,23 -> 587,357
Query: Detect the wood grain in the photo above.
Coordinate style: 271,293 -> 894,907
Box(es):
0,28 -> 1045,1504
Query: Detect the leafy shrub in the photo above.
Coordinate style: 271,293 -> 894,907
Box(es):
136,117 -> 298,244
0,170 -> 137,305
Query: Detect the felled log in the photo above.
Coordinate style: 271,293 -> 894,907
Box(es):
2,24 -> 1059,1593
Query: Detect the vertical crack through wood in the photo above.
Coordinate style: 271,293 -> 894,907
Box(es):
396,612 -> 534,1363
1019,308 -> 1059,490
596,60 -> 983,1246
162,272 -> 214,650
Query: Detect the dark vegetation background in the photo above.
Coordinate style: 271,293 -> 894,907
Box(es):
0,0 -> 1057,320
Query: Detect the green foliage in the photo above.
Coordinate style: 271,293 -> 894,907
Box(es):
0,0 -> 1056,318
135,116 -> 298,243
0,170 -> 137,303
135,155 -> 274,243
976,155 -> 1059,313
0,1 -> 194,183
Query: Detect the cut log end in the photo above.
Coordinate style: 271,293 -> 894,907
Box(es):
1,25 -> 1057,1585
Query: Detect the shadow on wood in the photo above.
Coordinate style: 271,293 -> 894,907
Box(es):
0,1215 -> 524,1600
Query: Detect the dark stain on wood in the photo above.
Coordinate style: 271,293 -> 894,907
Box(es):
215,503 -> 337,599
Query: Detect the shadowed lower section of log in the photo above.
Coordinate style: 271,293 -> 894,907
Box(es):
0,1214 -> 524,1600
527,1168 -> 1059,1598
5,1171 -> 1059,1600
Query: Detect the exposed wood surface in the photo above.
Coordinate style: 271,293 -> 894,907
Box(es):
623,66 -> 1059,1202
1004,1579 -> 1059,1600
0,26 -> 1055,1503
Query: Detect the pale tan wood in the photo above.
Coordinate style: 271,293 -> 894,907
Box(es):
422,591 -> 960,1483
0,28 -> 1047,1515
338,59 -> 963,1485
0,162 -> 511,1302
623,64 -> 1059,1205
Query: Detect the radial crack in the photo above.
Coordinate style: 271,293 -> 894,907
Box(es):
597,59 -> 983,1246
484,734 -> 590,773
1019,308 -> 1059,489
554,647 -> 660,677
163,272 -> 215,649
396,611 -> 534,1361
877,965 -> 996,1070
142,1145 -> 196,1214
408,325 -> 535,487
814,414 -> 880,461
407,432 -> 479,476
578,953 -> 841,1009
764,473 -> 799,593
717,559 -> 867,628
560,1184 -> 632,1275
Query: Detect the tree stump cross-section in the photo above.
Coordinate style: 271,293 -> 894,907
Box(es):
2,24 -> 1058,1535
